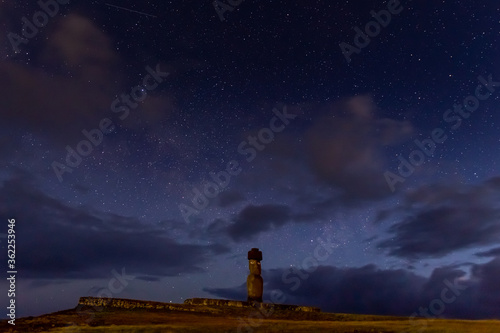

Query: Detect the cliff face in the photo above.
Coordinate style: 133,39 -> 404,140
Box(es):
78,297 -> 195,312
185,298 -> 320,312
79,296 -> 320,313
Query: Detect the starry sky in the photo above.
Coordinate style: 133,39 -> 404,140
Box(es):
1,0 -> 500,321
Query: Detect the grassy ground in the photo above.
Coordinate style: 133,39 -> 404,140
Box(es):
1,306 -> 499,332
49,320 -> 500,333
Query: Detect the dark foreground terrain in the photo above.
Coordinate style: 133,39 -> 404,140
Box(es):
1,304 -> 500,332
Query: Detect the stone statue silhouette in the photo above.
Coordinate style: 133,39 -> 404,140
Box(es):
247,248 -> 263,303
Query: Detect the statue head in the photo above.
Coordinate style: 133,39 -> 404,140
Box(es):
247,248 -> 262,275
248,259 -> 261,275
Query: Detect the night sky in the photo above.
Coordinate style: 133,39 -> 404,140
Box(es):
1,0 -> 500,321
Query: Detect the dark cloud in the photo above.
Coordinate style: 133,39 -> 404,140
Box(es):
373,208 -> 392,225
469,257 -> 500,318
215,190 -> 246,208
363,235 -> 378,243
0,171 -> 229,280
135,276 -> 162,282
206,260 -> 500,319
206,264 -> 426,316
203,283 -> 247,301
217,198 -> 334,241
266,265 -> 426,316
377,179 -> 500,259
476,247 -> 500,257
226,204 -> 291,241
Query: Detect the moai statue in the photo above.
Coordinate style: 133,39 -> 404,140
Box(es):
247,248 -> 263,303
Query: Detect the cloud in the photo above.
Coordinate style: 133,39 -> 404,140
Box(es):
469,257 -> 500,318
40,14 -> 118,74
0,170 -> 229,280
203,283 -> 247,301
476,247 -> 500,257
206,260 -> 500,319
210,191 -> 343,242
216,96 -> 412,214
215,190 -> 246,208
206,264 -> 426,316
213,97 -> 414,241
0,13 -> 174,148
377,178 -> 500,259
217,201 -> 331,242
226,204 -> 292,241
304,96 -> 413,203
0,14 -> 121,144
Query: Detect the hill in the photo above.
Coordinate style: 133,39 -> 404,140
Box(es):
1,297 -> 499,332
